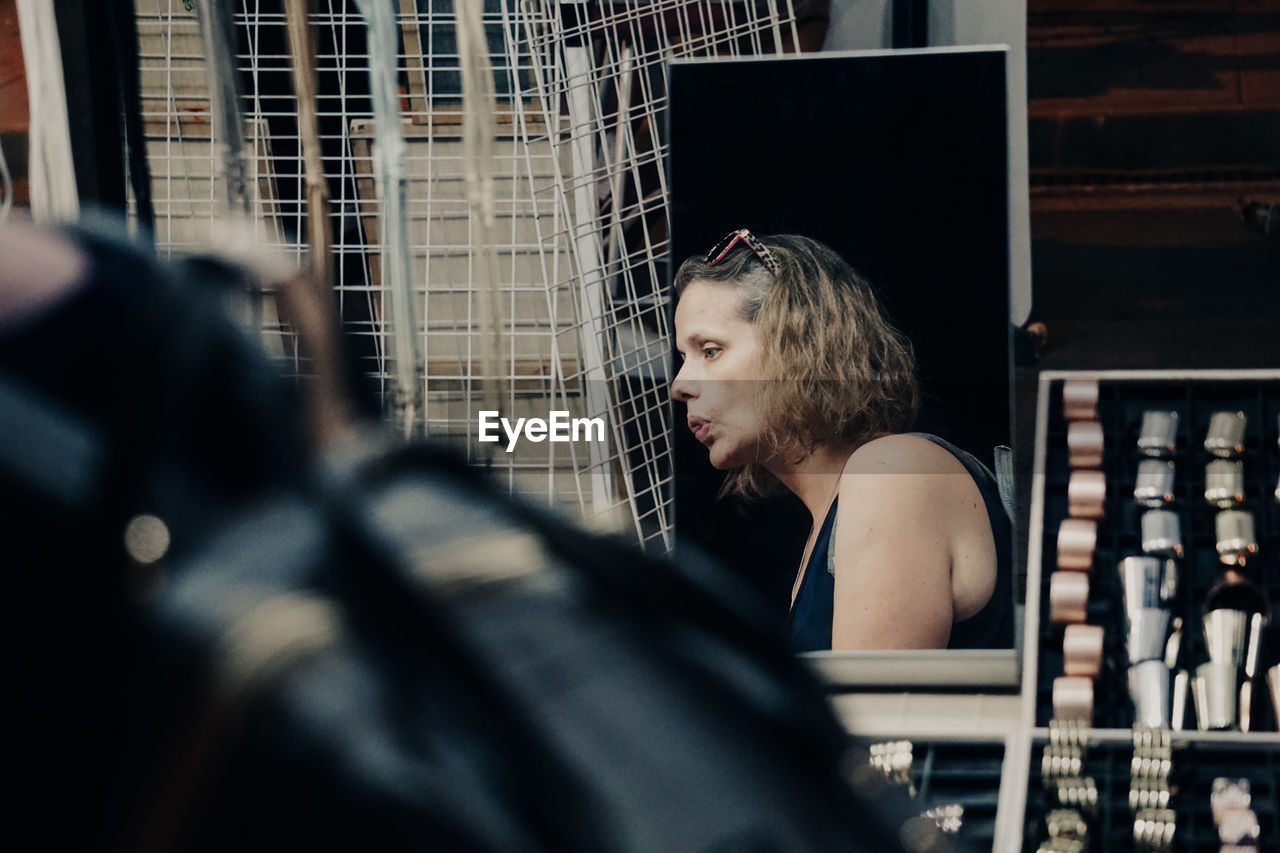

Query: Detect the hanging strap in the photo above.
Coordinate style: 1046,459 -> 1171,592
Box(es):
993,444 -> 1015,519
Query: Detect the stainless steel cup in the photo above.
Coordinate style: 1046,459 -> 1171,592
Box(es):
1192,661 -> 1239,731
1140,509 -> 1182,558
1137,410 -> 1178,457
1128,607 -> 1171,665
1128,660 -> 1171,728
1134,459 -> 1175,507
1119,556 -> 1174,617
1203,608 -> 1249,669
1204,410 -> 1246,458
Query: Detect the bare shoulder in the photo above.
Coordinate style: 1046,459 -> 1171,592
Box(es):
842,433 -> 969,478
835,433 -> 983,535
831,435 -> 960,648
829,435 -> 993,649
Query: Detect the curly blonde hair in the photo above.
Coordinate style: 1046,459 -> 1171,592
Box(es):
674,233 -> 919,497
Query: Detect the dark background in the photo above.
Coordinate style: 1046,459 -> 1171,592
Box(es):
1015,1 -> 1280,599
668,50 -> 1012,611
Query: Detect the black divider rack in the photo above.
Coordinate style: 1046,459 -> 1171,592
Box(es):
1036,376 -> 1280,729
1022,736 -> 1280,851
1020,371 -> 1280,852
917,742 -> 1003,847
859,739 -> 1004,850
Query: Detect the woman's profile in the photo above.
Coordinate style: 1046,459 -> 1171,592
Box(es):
671,230 -> 1012,652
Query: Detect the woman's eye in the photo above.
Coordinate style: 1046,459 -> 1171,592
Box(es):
702,346 -> 722,359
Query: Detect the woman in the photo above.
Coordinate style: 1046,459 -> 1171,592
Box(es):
671,230 -> 1012,652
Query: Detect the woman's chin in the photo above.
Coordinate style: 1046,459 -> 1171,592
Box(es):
706,446 -> 744,470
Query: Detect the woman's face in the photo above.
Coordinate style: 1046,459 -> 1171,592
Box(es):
671,280 -> 769,470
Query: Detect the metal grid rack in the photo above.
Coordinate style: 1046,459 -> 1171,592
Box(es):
132,0 -> 801,550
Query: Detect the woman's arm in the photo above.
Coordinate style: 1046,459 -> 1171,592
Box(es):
829,435 -> 966,650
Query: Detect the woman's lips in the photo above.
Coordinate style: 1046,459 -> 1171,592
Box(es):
689,417 -> 711,443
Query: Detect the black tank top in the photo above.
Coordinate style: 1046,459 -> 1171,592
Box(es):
781,434 -> 1014,653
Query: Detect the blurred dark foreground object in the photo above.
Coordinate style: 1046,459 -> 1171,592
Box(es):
0,219 -> 949,852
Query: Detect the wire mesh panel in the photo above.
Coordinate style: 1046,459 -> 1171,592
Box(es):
498,0 -> 800,548
132,0 -> 800,550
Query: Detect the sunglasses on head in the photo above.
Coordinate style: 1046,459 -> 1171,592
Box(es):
704,228 -> 780,276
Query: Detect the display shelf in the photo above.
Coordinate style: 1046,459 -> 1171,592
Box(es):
1033,372 -> 1280,730
849,736 -> 1007,851
825,370 -> 1280,851
996,370 -> 1280,852
1021,731 -> 1280,851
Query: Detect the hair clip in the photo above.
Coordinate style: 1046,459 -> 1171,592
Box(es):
1140,509 -> 1182,558
1057,519 -> 1097,571
1204,410 -> 1246,458
1204,458 -> 1245,508
1215,510 -> 1258,566
1061,379 -> 1099,421
1067,420 -> 1104,469
1067,469 -> 1106,519
1134,459 -> 1175,507
1137,410 -> 1178,457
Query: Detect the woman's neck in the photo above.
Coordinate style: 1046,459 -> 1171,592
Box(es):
768,442 -> 861,523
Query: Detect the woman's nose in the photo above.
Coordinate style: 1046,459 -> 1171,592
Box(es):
670,361 -> 696,402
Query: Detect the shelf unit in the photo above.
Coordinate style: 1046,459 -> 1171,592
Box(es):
820,370 -> 1280,852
